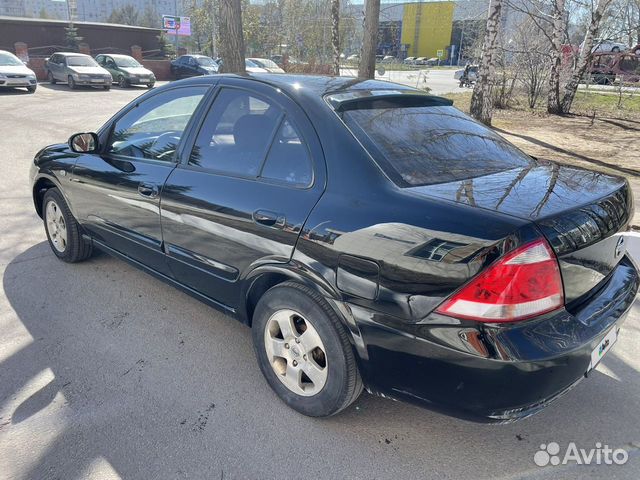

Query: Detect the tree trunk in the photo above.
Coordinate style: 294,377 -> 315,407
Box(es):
470,0 -> 503,126
559,0 -> 612,114
217,0 -> 246,74
331,0 -> 340,76
547,0 -> 565,114
358,0 -> 380,79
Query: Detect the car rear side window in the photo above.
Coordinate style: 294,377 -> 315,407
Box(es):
189,88 -> 313,186
108,86 -> 206,162
339,102 -> 532,187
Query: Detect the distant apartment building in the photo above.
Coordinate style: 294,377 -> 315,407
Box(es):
0,0 -> 186,23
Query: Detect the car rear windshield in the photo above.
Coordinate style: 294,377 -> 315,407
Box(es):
67,56 -> 98,67
339,102 -> 532,187
115,57 -> 141,67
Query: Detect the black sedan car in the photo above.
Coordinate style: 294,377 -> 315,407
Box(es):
30,74 -> 638,421
170,54 -> 218,79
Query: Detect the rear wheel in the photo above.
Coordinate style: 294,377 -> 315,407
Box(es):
252,282 -> 363,417
68,75 -> 76,90
612,46 -> 621,53
43,188 -> 92,263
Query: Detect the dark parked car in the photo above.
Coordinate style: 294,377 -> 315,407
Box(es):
45,52 -> 112,90
95,54 -> 156,88
30,75 -> 638,421
170,54 -> 218,79
588,52 -> 640,84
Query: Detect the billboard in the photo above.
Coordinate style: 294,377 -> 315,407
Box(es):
162,15 -> 191,37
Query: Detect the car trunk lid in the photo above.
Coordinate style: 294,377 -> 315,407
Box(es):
408,161 -> 634,303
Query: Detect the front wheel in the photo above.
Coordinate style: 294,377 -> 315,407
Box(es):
43,188 -> 92,263
118,75 -> 129,88
147,82 -> 155,89
47,71 -> 56,84
68,75 -> 76,90
27,85 -> 37,93
252,282 -> 363,417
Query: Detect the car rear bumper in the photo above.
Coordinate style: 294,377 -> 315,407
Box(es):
348,255 -> 639,423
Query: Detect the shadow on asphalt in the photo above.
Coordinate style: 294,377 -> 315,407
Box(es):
2,242 -> 639,478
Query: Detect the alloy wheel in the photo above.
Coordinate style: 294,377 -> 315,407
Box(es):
264,309 -> 328,396
45,200 -> 67,253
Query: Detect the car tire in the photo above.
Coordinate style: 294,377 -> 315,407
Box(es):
634,48 -> 640,56
118,75 -> 129,88
68,75 -> 76,90
252,281 -> 363,417
47,71 -> 56,84
27,85 -> 37,93
147,82 -> 155,89
42,188 -> 92,263
103,85 -> 111,91
612,46 -> 620,53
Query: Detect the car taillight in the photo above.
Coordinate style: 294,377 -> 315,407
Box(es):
435,239 -> 564,322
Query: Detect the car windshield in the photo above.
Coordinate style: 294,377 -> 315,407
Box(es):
0,52 -> 23,66
245,59 -> 259,67
67,56 -> 98,67
339,101 -> 532,187
196,57 -> 216,66
252,58 -> 278,68
115,57 -> 141,67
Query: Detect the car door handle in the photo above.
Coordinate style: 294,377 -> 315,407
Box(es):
253,210 -> 285,228
138,183 -> 159,198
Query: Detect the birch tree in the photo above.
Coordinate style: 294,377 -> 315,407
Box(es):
559,0 -> 614,113
547,0 -> 567,113
470,0 -> 504,126
331,0 -> 340,75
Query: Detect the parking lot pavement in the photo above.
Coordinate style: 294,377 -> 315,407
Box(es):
1,83 -> 639,480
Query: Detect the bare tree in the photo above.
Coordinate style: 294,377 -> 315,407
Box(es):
331,0 -> 340,75
547,0 -> 566,113
559,0 -> 614,113
218,0 -> 246,73
359,0 -> 380,79
470,0 -> 504,125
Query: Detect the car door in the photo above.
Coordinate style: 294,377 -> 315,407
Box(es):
50,54 -> 63,80
160,78 -> 326,309
98,55 -> 117,79
68,85 -> 211,275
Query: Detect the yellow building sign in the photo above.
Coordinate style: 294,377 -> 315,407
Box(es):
401,1 -> 455,59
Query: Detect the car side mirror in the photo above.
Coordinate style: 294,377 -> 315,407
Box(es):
69,132 -> 99,153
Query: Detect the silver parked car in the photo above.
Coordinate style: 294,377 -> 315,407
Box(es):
0,50 -> 37,93
45,52 -> 112,90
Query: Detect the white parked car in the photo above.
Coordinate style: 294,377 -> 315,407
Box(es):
245,59 -> 269,73
585,39 -> 628,53
0,50 -> 37,93
247,58 -> 285,73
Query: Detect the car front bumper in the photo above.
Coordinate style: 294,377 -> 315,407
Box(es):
0,78 -> 36,87
74,78 -> 111,86
347,255 -> 639,423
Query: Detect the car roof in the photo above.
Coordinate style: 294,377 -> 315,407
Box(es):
105,54 -> 134,58
54,52 -> 91,57
172,73 -> 449,109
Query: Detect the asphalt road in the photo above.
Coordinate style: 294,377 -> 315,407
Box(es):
1,82 -> 639,480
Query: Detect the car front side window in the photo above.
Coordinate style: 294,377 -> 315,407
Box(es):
107,87 -> 207,162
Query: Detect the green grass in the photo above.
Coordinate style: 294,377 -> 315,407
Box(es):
440,90 -> 640,119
